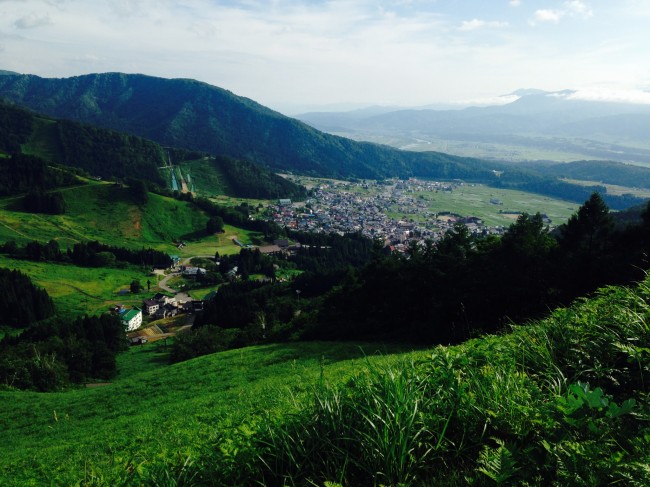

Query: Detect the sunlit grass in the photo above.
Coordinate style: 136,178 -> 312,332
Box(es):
0,256 -> 156,316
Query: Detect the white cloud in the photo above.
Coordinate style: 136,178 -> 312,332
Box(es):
14,12 -> 53,29
452,94 -> 521,106
561,88 -> 650,105
533,9 -> 562,24
565,0 -> 593,17
459,19 -> 508,31
530,1 -> 593,25
0,0 -> 645,111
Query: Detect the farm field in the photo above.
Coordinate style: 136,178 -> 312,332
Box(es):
404,182 -> 579,227
328,130 -> 650,167
562,178 -> 650,198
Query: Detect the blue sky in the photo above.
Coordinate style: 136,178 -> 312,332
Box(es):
0,0 -> 649,113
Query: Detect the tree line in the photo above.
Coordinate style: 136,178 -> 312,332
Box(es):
0,239 -> 172,269
216,155 -> 308,200
311,193 -> 648,342
0,153 -> 78,196
0,268 -> 55,329
0,313 -> 127,391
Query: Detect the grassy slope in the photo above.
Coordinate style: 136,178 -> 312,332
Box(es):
21,117 -> 64,162
0,256 -> 154,317
0,183 -> 262,314
179,158 -> 234,196
0,181 -> 256,254
3,275 -> 650,484
0,341 -> 413,486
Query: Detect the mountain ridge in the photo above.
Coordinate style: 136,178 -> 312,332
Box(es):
0,71 -> 504,181
297,90 -> 650,165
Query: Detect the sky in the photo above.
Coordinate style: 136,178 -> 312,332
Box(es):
0,0 -> 649,114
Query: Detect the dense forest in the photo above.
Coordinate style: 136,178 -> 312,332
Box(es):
22,190 -> 66,214
215,155 -> 307,199
0,100 -> 32,153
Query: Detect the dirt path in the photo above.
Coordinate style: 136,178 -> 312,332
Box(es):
155,255 -> 213,294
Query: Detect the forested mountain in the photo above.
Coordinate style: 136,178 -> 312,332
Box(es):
0,72 -> 504,181
0,100 -> 168,184
0,101 -> 305,199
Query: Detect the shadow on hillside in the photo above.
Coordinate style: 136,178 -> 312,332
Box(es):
178,229 -> 210,241
255,341 -> 427,368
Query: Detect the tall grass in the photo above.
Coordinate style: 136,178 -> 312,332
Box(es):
198,278 -> 650,486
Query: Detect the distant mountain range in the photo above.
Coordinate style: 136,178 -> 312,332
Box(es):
297,90 -> 650,165
1,72 -> 650,209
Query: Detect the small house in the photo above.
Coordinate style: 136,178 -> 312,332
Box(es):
143,299 -> 160,315
153,303 -> 178,320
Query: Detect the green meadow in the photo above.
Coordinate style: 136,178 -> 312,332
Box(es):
0,256 -> 155,316
393,182 -> 579,227
3,277 -> 650,485
0,341 -> 411,486
0,183 -> 263,315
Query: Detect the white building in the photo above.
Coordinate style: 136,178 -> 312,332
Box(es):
121,308 -> 143,331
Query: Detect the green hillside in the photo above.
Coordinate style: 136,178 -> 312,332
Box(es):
2,276 -> 650,485
0,101 -> 305,199
0,72 -> 503,181
0,181 -> 260,315
0,181 -> 207,249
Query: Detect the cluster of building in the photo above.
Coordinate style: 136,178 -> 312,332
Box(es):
268,178 -> 512,251
116,292 -> 204,332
